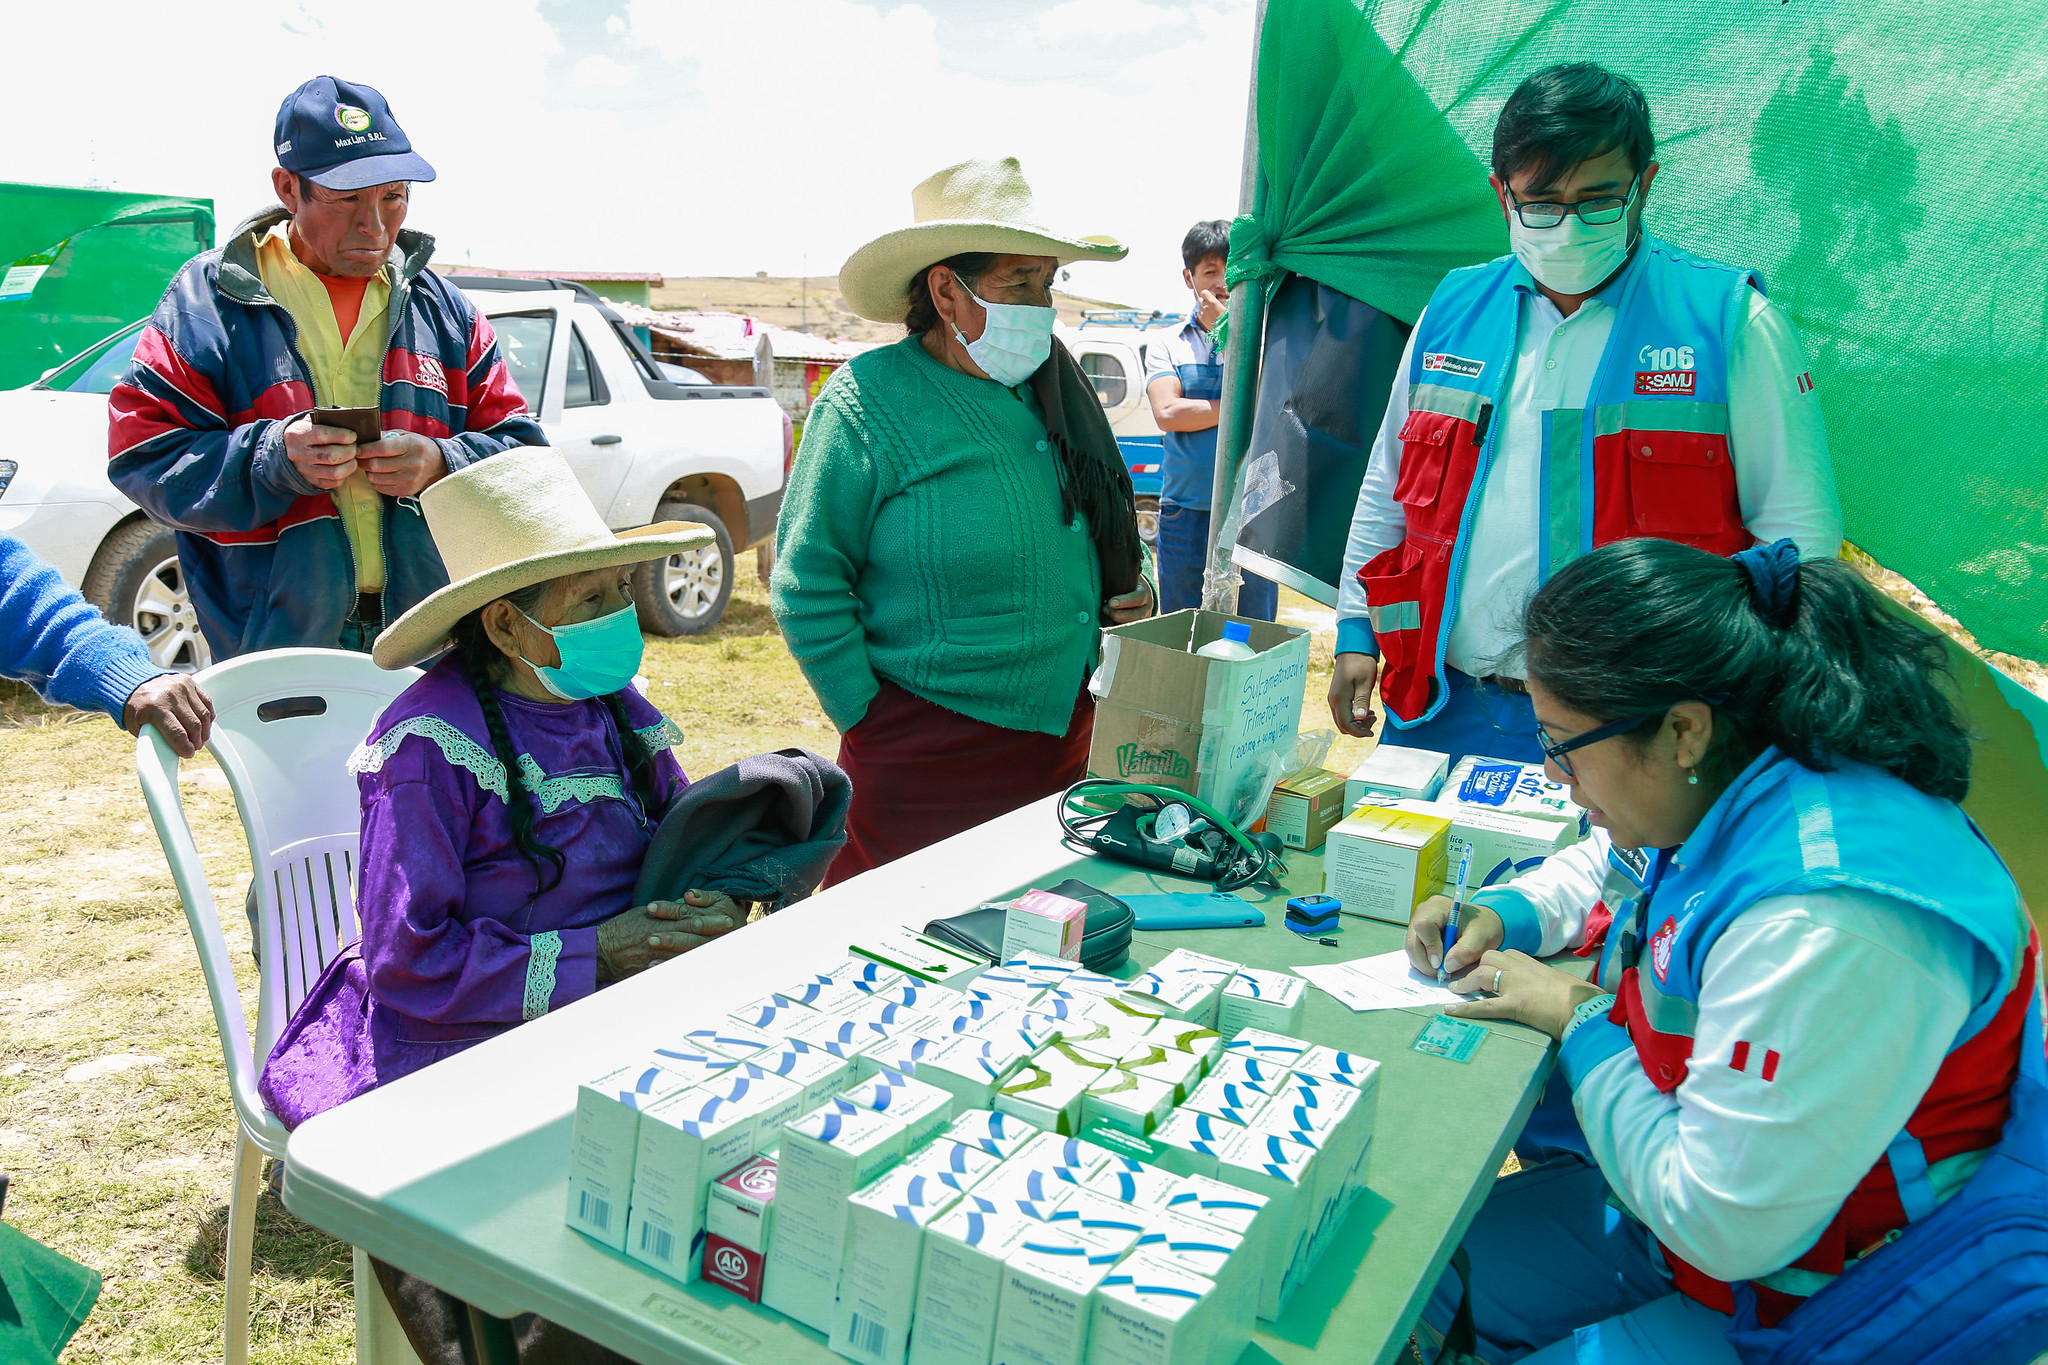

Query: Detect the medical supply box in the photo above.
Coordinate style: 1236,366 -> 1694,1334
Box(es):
1256,766 -> 1350,851
1322,805 -> 1452,925
1343,744 -> 1450,809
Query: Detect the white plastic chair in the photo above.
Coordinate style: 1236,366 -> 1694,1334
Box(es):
135,648 -> 423,1365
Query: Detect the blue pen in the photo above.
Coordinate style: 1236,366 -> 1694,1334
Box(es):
1439,844 -> 1473,988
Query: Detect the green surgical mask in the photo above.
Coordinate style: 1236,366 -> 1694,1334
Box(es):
517,603 -> 643,700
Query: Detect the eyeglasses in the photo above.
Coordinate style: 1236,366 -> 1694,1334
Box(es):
1535,712 -> 1663,778
1506,177 -> 1638,230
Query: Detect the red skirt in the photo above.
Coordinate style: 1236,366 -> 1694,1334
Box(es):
824,679 -> 1093,887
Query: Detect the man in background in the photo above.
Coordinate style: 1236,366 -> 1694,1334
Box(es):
1144,220 -> 1278,620
109,75 -> 543,659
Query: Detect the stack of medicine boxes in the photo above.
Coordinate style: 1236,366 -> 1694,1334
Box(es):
565,942 -> 1380,1365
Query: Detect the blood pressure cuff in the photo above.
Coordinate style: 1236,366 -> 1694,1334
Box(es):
924,879 -> 1134,973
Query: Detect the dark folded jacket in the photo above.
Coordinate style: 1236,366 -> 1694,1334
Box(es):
634,748 -> 850,909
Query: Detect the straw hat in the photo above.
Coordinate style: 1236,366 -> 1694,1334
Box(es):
372,446 -> 712,669
839,157 -> 1127,323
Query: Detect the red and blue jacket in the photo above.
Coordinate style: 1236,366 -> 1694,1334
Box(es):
107,207 -> 545,658
1360,236 -> 1756,724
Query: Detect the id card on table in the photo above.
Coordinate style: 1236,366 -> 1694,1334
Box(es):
1411,1015 -> 1488,1063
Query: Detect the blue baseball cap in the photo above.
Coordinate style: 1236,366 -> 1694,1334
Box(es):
273,76 -> 436,190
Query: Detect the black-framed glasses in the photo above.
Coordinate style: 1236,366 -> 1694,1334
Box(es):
1536,712 -> 1663,778
1507,176 -> 1639,230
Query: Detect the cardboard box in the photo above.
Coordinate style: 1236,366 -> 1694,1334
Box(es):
1439,755 -> 1581,825
1343,744 -> 1450,809
626,1068 -> 803,1280
1323,805 -> 1451,925
564,1052 -> 732,1249
945,1107 -> 1039,1161
1216,969 -> 1307,1042
1091,1254 -> 1231,1365
832,1164 -> 964,1365
1087,609 -> 1313,827
761,1105 -> 907,1332
992,1225 -> 1123,1365
909,1198 -> 1042,1365
1259,766 -> 1350,851
1384,797 -> 1583,896
835,1070 -> 956,1150
1082,1068 -> 1176,1136
1004,888 -> 1089,961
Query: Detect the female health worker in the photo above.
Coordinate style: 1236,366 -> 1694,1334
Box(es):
1405,536 -> 2045,1363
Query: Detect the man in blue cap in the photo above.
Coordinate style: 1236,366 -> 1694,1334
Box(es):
109,75 -> 546,658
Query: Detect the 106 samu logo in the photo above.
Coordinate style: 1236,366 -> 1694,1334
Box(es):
1635,342 -> 1697,395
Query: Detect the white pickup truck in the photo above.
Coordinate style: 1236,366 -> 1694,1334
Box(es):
0,277 -> 790,670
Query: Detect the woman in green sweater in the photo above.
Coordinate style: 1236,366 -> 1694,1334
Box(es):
772,158 -> 1156,884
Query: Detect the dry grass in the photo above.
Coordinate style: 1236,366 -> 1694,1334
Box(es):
0,574 -> 1356,1360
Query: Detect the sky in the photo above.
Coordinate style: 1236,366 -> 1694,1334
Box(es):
3,0 -> 1255,317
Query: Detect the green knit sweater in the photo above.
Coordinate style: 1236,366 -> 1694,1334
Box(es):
771,335 -> 1109,737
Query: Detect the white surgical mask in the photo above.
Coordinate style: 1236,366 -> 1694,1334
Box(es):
1507,183 -> 1640,294
954,289 -> 1055,386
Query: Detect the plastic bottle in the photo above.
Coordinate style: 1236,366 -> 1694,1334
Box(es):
1196,621 -> 1257,661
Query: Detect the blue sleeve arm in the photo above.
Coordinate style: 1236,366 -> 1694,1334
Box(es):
1334,616 -> 1377,657
0,536 -> 167,719
1558,1010 -> 1634,1090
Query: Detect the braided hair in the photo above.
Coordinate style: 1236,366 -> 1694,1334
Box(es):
445,579 -> 669,904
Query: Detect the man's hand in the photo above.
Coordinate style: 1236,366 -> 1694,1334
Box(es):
594,889 -> 747,983
283,416 -> 360,490
1105,578 -> 1156,626
1328,651 -> 1380,738
357,431 -> 448,497
1197,287 -> 1228,330
124,673 -> 215,758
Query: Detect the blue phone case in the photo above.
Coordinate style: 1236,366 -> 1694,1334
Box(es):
1121,893 -> 1266,931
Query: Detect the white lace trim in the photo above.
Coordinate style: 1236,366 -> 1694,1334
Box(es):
524,931 -> 562,1021
517,753 -> 627,814
347,716 -> 510,802
635,716 -> 684,752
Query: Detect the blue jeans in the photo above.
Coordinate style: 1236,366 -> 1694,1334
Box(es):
1421,1156 -> 1737,1364
1384,667 -> 1542,768
1156,500 -> 1277,620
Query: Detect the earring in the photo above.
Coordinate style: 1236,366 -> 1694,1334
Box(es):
1685,768 -> 1699,786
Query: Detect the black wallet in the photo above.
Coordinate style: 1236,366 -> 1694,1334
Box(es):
924,878 -> 1135,973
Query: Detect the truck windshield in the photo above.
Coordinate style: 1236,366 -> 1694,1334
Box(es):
492,311 -> 556,412
34,323 -> 146,395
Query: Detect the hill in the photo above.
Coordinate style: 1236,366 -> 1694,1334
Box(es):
649,274 -> 1134,345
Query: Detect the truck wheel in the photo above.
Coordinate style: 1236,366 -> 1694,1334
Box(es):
83,519 -> 212,672
633,501 -> 733,637
1135,495 -> 1160,548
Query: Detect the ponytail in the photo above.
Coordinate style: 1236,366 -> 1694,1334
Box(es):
1522,538 -> 1972,801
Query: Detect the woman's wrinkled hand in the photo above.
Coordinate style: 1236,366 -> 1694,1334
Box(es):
595,889 -> 746,982
1444,949 -> 1605,1042
1404,895 -> 1503,979
1106,578 -> 1156,626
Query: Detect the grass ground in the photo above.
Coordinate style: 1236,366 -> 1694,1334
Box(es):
0,573 -> 1367,1362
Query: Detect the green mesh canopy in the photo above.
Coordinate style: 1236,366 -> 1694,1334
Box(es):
0,183 -> 214,390
1226,0 -> 2045,661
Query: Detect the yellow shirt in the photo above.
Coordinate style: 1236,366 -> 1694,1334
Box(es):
255,223 -> 392,593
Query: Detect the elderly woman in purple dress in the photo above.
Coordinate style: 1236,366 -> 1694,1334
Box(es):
260,447 -> 740,1131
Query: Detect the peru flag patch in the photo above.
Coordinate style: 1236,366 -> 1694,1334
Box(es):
1729,1040 -> 1781,1081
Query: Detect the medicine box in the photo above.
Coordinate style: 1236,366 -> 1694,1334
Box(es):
812,956 -> 906,991
677,1022 -> 775,1060
564,1052 -> 730,1249
964,968 -> 1047,1010
914,1032 -> 1033,1109
1439,754 -> 1580,824
903,1134 -> 1003,1196
701,1154 -> 778,1303
1082,1068 -> 1176,1136
1009,1130 -> 1115,1185
1323,804 -> 1451,925
832,1163 -> 965,1365
1003,888 -> 1089,960
1258,766 -> 1350,851
853,1033 -> 946,1083
729,993 -> 820,1035
1297,1044 -> 1377,1090
1215,1127 -> 1316,1321
1150,1023 -> 1224,1078
626,1068 -> 802,1281
1121,966 -> 1225,1027
908,1197 -> 1041,1365
849,927 -> 986,986
1344,744 -> 1450,809
1133,1209 -> 1252,1356
1043,1185 -> 1147,1255
1182,1075 -> 1276,1128
1221,1029 -> 1312,1070
835,1070 -> 956,1150
750,1040 -> 857,1110
1053,1013 -> 1124,1064
1085,1156 -> 1187,1212
1116,1042 -> 1203,1103
762,1105 -> 907,1333
946,1107 -> 1039,1161
1091,1253 -> 1232,1365
992,1224 -> 1123,1365
782,1011 -> 890,1061
1385,796 -> 1582,896
1149,1109 -> 1239,1179
1216,969 -> 1307,1041
995,1046 -> 1106,1138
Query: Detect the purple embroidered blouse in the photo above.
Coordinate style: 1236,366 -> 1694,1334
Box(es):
259,657 -> 686,1128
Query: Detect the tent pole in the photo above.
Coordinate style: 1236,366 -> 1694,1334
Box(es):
1202,0 -> 1270,614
